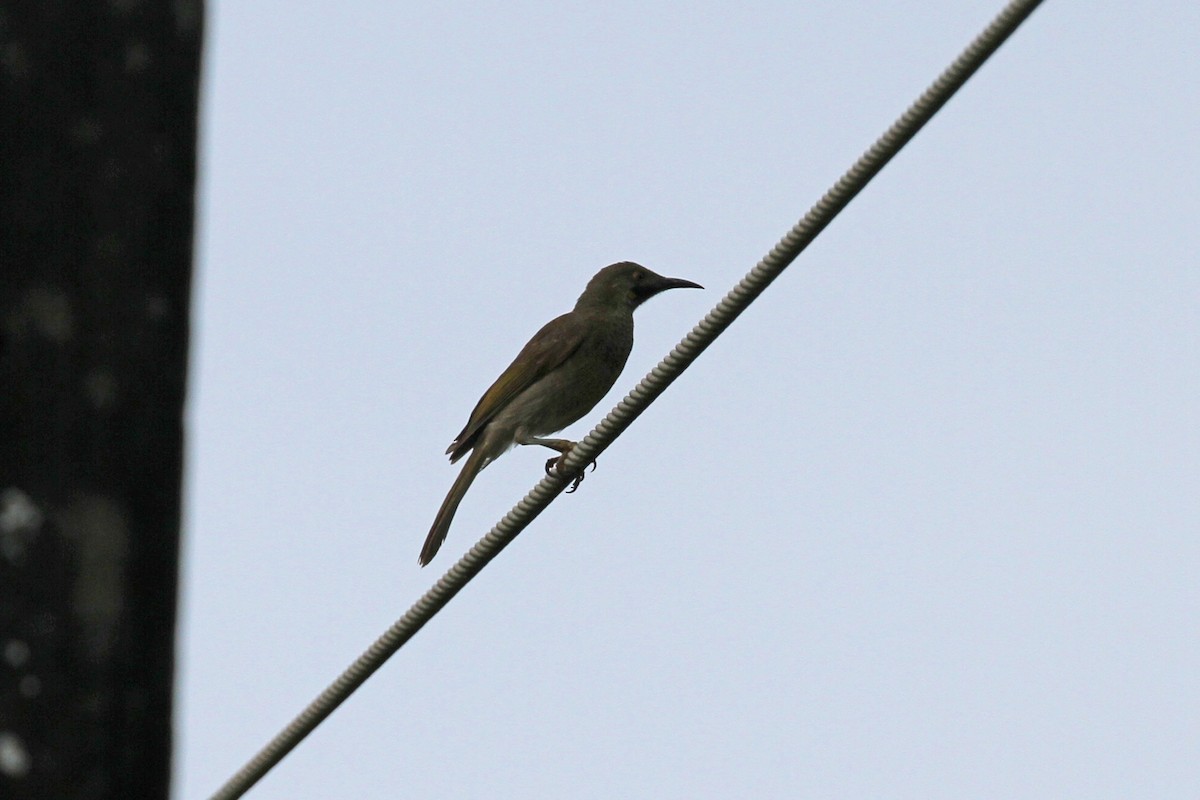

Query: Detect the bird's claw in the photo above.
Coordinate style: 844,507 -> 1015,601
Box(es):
544,453 -> 598,493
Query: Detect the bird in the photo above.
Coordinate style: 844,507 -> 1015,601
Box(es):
419,262 -> 702,566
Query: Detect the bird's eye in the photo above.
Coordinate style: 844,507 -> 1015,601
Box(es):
632,270 -> 643,282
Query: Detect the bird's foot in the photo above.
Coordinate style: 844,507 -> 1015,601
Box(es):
544,451 -> 598,494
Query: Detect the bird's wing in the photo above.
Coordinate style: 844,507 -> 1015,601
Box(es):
447,311 -> 585,461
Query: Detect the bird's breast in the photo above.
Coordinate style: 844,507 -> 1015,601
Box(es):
492,316 -> 633,438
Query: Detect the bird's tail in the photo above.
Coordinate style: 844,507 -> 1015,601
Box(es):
420,447 -> 488,566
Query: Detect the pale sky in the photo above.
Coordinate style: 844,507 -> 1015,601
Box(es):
180,2 -> 1199,797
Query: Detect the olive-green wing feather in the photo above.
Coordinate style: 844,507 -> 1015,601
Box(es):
446,312 -> 585,462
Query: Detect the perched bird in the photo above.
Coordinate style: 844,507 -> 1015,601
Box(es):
419,262 -> 702,566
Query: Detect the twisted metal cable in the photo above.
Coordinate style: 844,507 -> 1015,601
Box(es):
209,1 -> 1044,797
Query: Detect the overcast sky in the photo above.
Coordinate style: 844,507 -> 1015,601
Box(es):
179,2 -> 1199,797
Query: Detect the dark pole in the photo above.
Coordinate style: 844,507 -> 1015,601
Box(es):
0,3 -> 203,798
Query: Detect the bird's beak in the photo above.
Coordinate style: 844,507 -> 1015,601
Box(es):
654,276 -> 704,292
631,271 -> 704,306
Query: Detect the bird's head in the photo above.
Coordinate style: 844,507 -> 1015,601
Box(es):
576,262 -> 703,312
